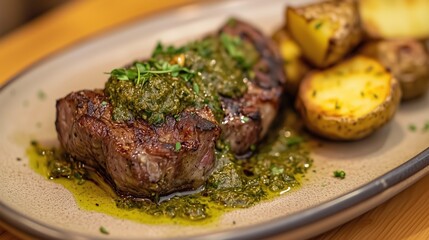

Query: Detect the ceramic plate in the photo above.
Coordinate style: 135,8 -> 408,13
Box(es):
1,0 -> 429,239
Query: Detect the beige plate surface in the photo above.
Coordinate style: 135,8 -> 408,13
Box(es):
1,0 -> 429,239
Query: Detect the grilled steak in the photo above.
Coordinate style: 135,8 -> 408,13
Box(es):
56,90 -> 220,198
55,19 -> 285,198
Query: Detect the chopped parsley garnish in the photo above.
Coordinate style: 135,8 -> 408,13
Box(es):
99,226 -> 109,235
335,101 -> 341,110
175,142 -> 182,152
271,166 -> 284,175
227,18 -> 237,27
250,144 -> 256,151
193,82 -> 200,94
284,136 -> 304,147
109,60 -> 194,85
37,90 -> 46,100
220,33 -> 254,69
333,170 -> 346,179
240,116 -> 250,123
314,21 -> 323,30
408,124 -> 417,132
152,42 -> 184,57
423,121 -> 429,132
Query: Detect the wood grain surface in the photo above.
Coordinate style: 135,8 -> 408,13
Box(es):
1,1 -> 428,239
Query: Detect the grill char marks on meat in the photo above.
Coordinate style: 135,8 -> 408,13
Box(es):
56,90 -> 220,198
219,20 -> 286,155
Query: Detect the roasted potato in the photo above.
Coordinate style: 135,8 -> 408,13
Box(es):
296,55 -> 401,140
359,0 -> 429,39
360,39 -> 429,100
286,1 -> 362,68
272,27 -> 311,95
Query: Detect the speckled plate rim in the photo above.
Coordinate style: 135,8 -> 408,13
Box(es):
1,0 -> 429,239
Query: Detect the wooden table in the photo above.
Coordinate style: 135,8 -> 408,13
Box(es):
1,1 -> 428,239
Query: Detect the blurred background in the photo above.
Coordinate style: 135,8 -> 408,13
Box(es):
0,0 -> 68,37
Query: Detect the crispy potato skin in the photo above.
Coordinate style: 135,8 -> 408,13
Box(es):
360,39 -> 429,100
295,56 -> 401,140
272,28 -> 311,95
286,1 -> 362,68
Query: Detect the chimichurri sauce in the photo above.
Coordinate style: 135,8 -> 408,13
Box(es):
28,110 -> 312,225
105,33 -> 259,124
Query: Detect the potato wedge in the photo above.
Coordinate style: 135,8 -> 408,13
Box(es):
286,1 -> 362,68
272,27 -> 311,95
296,55 -> 401,140
359,0 -> 429,39
360,39 -> 429,100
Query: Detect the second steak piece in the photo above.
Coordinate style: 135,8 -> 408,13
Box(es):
219,20 -> 286,155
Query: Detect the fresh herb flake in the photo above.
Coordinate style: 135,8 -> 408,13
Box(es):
108,60 -> 194,86
227,18 -> 237,27
220,33 -> 251,69
241,116 -> 250,123
193,82 -> 200,94
174,114 -> 180,121
271,166 -> 284,175
250,144 -> 256,151
314,21 -> 323,30
423,122 -> 429,132
99,226 -> 109,235
175,142 -> 182,152
37,90 -> 46,100
409,124 -> 417,132
152,42 -> 184,57
335,101 -> 341,110
285,136 -> 303,147
334,170 -> 346,179
101,101 -> 108,107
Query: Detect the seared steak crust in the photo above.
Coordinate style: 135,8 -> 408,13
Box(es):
56,90 -> 220,198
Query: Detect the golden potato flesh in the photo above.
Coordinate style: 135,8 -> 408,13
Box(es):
286,1 -> 362,68
296,55 -> 401,140
360,39 -> 429,100
272,28 -> 310,95
359,0 -> 429,39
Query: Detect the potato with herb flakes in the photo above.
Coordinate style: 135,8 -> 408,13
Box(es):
360,39 -> 429,100
359,0 -> 429,40
295,55 -> 401,140
272,27 -> 311,95
286,0 -> 362,68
